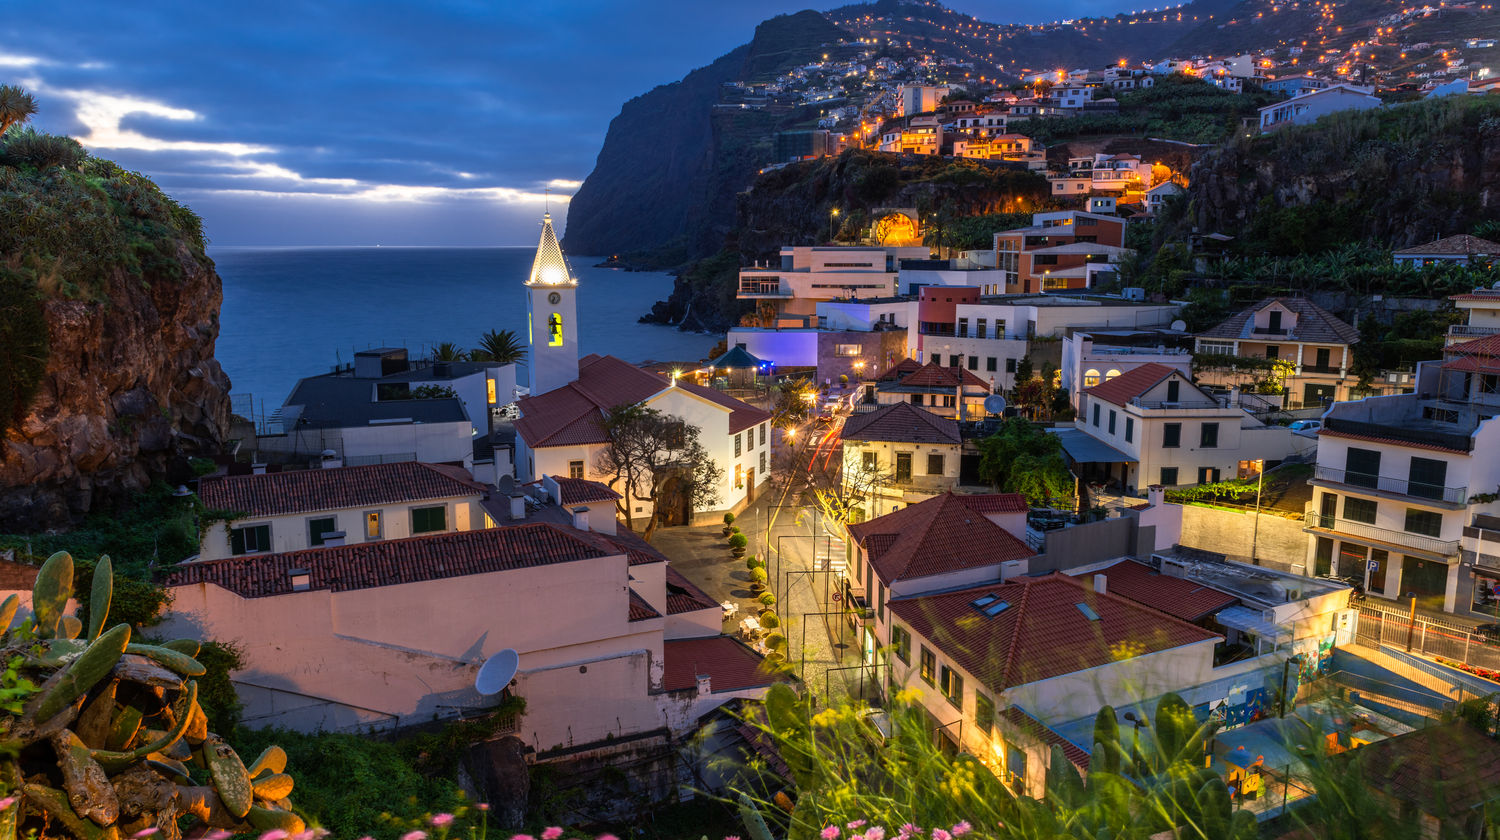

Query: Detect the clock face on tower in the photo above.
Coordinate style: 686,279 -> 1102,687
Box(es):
548,292 -> 561,305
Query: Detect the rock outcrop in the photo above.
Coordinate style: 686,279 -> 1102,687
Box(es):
0,157 -> 232,531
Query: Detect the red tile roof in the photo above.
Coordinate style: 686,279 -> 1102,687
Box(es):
841,401 -> 961,445
1197,297 -> 1359,345
165,524 -> 617,598
1069,559 -> 1238,623
552,476 -> 621,505
897,361 -> 991,390
198,462 -> 485,519
1082,362 -> 1181,407
1000,706 -> 1089,768
1356,720 -> 1500,813
583,524 -> 668,567
629,590 -> 662,622
666,566 -> 720,615
515,355 -> 769,445
661,636 -> 780,693
875,358 -> 924,382
847,492 -> 1035,584
956,493 -> 1030,514
887,573 -> 1220,691
1316,428 -> 1471,455
1445,332 -> 1500,359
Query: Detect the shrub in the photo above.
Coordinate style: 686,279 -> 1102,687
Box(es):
723,511 -> 735,525
759,610 -> 780,629
728,533 -> 748,550
758,591 -> 777,608
746,555 -> 761,570
750,567 -> 768,587
764,631 -> 787,652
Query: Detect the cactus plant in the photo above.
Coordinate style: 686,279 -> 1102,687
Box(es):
0,551 -> 303,840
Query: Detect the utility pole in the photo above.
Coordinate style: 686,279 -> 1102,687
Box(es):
1250,459 -> 1265,565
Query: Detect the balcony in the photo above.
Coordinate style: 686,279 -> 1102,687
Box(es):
738,281 -> 790,297
1311,465 -> 1468,505
1300,365 -> 1342,375
1304,505 -> 1461,556
1130,396 -> 1230,410
1250,326 -> 1290,336
1322,417 -> 1474,453
1449,324 -> 1500,339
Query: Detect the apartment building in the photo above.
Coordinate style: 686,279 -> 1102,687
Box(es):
1447,286 -> 1500,346
1258,84 -> 1380,131
993,211 -> 1128,294
737,245 -> 928,322
1305,335 -> 1500,615
1059,333 -> 1193,410
841,401 -> 963,516
1195,297 -> 1361,408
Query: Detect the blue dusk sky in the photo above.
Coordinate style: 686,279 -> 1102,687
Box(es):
5,1 -> 1140,247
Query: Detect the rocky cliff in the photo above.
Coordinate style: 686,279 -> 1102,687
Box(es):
0,152 -> 232,530
1187,95 -> 1500,252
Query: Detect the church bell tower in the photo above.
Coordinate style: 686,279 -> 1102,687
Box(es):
524,212 -> 579,397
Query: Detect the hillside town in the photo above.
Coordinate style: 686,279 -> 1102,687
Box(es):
7,1 -> 1500,838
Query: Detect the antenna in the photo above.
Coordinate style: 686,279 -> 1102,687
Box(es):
475,649 -> 520,695
545,187 -> 551,215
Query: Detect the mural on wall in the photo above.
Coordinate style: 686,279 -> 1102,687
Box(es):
1197,680 -> 1272,732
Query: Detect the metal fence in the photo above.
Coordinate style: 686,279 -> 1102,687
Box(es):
1356,602 -> 1500,673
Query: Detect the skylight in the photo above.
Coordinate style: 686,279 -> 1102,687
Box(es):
983,600 -> 1011,617
1075,602 -> 1100,620
971,594 -> 997,609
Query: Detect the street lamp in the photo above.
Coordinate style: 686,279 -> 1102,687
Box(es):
830,207 -> 840,242
1250,458 -> 1265,565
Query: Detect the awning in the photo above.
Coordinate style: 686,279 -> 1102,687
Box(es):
1047,427 -> 1135,464
707,345 -> 768,370
1215,605 -> 1290,642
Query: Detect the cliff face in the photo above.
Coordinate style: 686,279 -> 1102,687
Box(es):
1188,96 -> 1500,251
0,157 -> 232,530
563,10 -> 844,262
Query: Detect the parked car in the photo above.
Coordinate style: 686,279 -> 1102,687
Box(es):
1473,622 -> 1500,643
1289,419 -> 1323,432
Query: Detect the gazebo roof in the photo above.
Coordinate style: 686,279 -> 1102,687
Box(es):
708,345 -> 767,370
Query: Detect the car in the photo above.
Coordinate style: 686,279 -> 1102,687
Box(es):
1473,622 -> 1500,642
1289,419 -> 1323,432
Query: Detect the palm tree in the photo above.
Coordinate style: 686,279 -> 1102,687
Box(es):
0,85 -> 38,137
431,342 -> 467,362
472,329 -> 525,364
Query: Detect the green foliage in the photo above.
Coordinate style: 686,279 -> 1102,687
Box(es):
729,533 -> 749,550
0,84 -> 39,136
430,342 -> 466,362
772,377 -> 817,428
0,266 -> 48,435
409,384 -> 458,400
724,512 -> 736,526
0,482 -> 208,579
193,639 -> 245,734
1020,75 -> 1279,145
759,610 -> 779,629
471,328 -> 524,364
0,128 -> 86,171
73,557 -> 170,629
757,592 -> 777,608
750,567 -> 768,586
0,655 -> 39,715
976,418 -> 1072,506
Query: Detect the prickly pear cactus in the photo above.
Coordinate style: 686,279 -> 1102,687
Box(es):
0,552 -> 303,840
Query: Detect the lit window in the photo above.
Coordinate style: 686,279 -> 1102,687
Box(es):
365,511 -> 382,541
548,313 -> 563,347
487,378 -> 497,405
568,460 -> 584,480
1105,369 -> 1122,380
735,464 -> 744,489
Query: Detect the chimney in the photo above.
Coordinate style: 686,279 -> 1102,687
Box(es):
1093,574 -> 1107,595
288,569 -> 311,592
321,531 -> 346,547
1147,484 -> 1165,507
509,493 -> 527,521
572,506 -> 590,532
320,449 -> 342,469
695,673 -> 712,697
251,463 -> 267,475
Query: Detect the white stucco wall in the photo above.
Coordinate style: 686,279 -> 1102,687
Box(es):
200,495 -> 483,562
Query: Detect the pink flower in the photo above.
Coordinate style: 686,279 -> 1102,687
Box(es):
0,799 -> 13,811
291,832 -> 317,840
866,828 -> 886,840
597,835 -> 620,840
402,832 -> 428,840
901,826 -> 922,837
542,829 -> 564,840
950,824 -> 971,838
134,831 -> 161,839
725,836 -> 742,840
932,831 -> 951,840
510,835 -> 534,840
431,815 -> 455,828
822,827 -> 840,840
260,832 -> 290,840
851,835 -> 864,840
206,832 -> 234,840
847,822 -> 867,831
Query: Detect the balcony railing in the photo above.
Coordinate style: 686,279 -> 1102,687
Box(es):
1322,417 -> 1475,453
738,282 -> 790,297
1250,326 -> 1290,336
1300,365 -> 1342,375
1304,505 -> 1461,556
1449,324 -> 1500,338
1131,397 -> 1230,410
1312,465 -> 1468,504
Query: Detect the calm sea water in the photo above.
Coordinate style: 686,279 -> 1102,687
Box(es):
211,247 -> 710,417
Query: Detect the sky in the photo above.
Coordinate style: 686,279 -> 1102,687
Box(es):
5,1 -> 1139,246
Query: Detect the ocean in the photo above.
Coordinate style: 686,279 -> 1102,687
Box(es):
211,246 -> 711,419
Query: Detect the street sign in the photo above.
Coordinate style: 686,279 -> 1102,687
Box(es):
1368,560 -> 1379,571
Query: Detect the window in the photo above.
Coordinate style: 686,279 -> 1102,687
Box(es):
735,464 -> 744,489
1163,423 -> 1181,448
1197,467 -> 1221,484
1346,448 -> 1381,489
1006,358 -> 1017,373
1007,743 -> 1028,784
1314,537 -> 1334,577
486,378 -> 497,404
760,423 -> 767,446
412,505 -> 447,534
958,318 -> 969,338
230,524 -> 270,556
940,665 -> 964,708
1092,404 -> 1101,427
927,453 -> 944,475
568,460 -> 584,480
1124,417 -> 1134,443
1166,379 -> 1181,403
974,692 -> 996,734
1315,347 -> 1331,369
735,433 -> 742,457
760,451 -> 766,475
895,452 -> 912,482
1160,467 -> 1179,486
1108,410 -> 1117,435
919,647 -> 936,685
1200,423 -> 1219,448
910,394 -> 922,405
835,343 -> 862,357
861,451 -> 878,472
1404,508 -> 1443,538
1083,368 -> 1101,388
308,516 -> 337,547
1265,345 -> 1279,360
949,354 -> 960,368
1408,457 -> 1448,501
364,511 -> 382,541
967,356 -> 978,370
1344,497 -> 1377,524
986,357 -> 997,372
976,319 -> 988,339
890,624 -> 911,664
547,312 -> 563,346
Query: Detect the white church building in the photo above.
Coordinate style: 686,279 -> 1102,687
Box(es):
513,214 -> 772,526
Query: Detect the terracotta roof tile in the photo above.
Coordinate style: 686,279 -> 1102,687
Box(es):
875,358 -> 924,382
1356,720 -> 1500,813
1446,332 -> 1500,358
165,524 -> 614,598
666,566 -> 720,615
551,476 -> 621,505
198,462 -> 484,519
887,573 -> 1220,691
956,493 -> 1030,514
1316,428 -> 1471,455
1082,362 -> 1182,408
677,380 -> 773,434
893,361 -> 991,390
1197,297 -> 1359,345
1393,234 -> 1500,257
661,636 -> 780,693
629,590 -> 662,622
847,493 -> 1034,584
841,402 -> 961,445
1000,706 -> 1089,768
1069,559 -> 1238,622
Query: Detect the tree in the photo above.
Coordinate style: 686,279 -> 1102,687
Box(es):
772,377 -> 818,428
976,417 -> 1073,507
813,454 -> 893,527
471,328 -> 524,364
430,342 -> 467,361
593,403 -> 723,539
0,85 -> 37,137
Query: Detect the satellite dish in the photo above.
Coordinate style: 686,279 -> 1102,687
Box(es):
475,648 -> 519,695
983,394 -> 1008,415
497,474 -> 516,495
1170,319 -> 1188,332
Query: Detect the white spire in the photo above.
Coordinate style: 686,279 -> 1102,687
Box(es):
526,212 -> 576,287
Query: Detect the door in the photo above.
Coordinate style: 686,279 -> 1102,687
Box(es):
1368,549 -> 1388,594
1400,555 -> 1448,611
1319,493 -> 1337,528
745,468 -> 756,503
